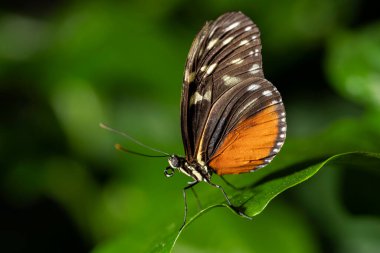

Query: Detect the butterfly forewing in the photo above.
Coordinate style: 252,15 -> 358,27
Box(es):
181,12 -> 286,174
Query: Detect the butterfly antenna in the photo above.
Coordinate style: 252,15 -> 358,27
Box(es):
99,122 -> 170,156
114,144 -> 168,158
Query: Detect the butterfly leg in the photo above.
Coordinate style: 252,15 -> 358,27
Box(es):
208,181 -> 252,220
180,180 -> 199,230
220,175 -> 246,190
207,181 -> 232,206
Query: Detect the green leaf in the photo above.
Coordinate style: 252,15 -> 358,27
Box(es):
148,152 -> 380,253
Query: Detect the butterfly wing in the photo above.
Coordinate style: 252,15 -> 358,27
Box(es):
181,12 -> 286,174
207,78 -> 286,174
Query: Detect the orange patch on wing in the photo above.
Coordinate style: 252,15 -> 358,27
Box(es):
209,104 -> 280,175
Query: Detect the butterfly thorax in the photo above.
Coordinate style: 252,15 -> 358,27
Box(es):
168,155 -> 211,182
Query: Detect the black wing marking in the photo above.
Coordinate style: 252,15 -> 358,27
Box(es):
180,12 -> 278,164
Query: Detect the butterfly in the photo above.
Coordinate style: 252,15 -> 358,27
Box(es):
164,11 -> 287,227
102,11 -> 286,229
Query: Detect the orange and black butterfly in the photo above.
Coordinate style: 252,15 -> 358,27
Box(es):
103,11 -> 286,227
164,11 -> 286,225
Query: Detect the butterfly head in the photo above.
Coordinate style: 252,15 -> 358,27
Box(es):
168,155 -> 182,168
165,155 -> 183,178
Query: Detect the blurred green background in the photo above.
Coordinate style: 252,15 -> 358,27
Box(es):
1,0 -> 380,252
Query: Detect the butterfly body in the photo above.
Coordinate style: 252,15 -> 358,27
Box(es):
168,155 -> 211,182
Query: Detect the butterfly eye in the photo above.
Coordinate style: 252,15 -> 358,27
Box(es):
168,155 -> 180,168
164,167 -> 175,178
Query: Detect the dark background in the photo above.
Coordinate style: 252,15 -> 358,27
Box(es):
1,0 -> 380,252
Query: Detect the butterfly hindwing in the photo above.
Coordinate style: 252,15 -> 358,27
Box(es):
181,12 -> 286,174
207,78 -> 286,174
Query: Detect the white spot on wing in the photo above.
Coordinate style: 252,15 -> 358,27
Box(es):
239,40 -> 249,46
185,70 -> 195,83
190,90 -> 212,105
249,63 -> 260,75
207,38 -> 218,50
231,58 -> 244,64
281,126 -> 286,132
247,84 -> 260,91
190,92 -> 203,105
223,36 -> 234,45
250,63 -> 260,70
225,22 -> 240,31
204,89 -> 212,101
206,63 -> 217,75
270,100 -> 278,105
263,90 -> 273,96
254,48 -> 260,57
245,26 -> 252,31
200,65 -> 207,72
222,75 -> 241,86
265,158 -> 273,163
222,75 -> 231,82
